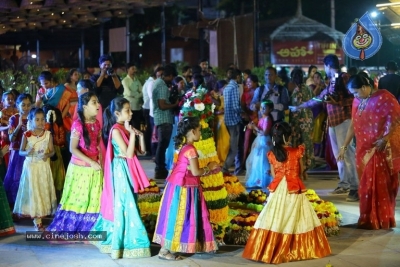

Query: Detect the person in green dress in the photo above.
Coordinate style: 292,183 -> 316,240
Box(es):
91,97 -> 151,259
289,68 -> 315,179
0,144 -> 16,237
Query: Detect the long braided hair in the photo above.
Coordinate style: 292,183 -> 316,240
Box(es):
271,122 -> 292,162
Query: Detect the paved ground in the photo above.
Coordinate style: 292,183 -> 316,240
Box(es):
1,158 -> 399,267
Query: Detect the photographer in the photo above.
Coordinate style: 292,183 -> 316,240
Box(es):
90,54 -> 123,109
290,54 -> 359,202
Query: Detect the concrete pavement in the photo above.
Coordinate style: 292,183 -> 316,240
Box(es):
1,158 -> 399,267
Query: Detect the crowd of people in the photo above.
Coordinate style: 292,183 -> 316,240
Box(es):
0,53 -> 399,264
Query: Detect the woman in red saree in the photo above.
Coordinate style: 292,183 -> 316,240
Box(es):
338,74 -> 400,230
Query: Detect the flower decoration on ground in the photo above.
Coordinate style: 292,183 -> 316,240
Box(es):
305,189 -> 342,236
138,179 -> 162,215
223,175 -> 246,200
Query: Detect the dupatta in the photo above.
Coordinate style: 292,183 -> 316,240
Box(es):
100,123 -> 150,221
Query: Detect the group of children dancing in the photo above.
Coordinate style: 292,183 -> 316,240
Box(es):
0,83 -> 331,263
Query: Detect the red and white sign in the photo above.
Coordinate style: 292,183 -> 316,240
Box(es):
271,41 -> 344,65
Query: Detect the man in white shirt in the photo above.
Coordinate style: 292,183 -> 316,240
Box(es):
144,66 -> 164,159
122,63 -> 143,130
142,64 -> 161,157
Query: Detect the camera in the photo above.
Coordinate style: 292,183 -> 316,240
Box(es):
323,92 -> 339,102
106,68 -> 114,76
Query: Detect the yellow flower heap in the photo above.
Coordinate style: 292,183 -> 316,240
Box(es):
179,88 -> 229,225
306,189 -> 342,236
138,179 -> 162,238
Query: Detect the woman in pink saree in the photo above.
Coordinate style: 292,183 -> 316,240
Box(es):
338,74 -> 400,230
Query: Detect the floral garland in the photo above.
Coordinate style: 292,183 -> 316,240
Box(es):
179,87 -> 216,123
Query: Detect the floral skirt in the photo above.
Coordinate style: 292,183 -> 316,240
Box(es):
47,163 -> 102,233
242,176 -> 331,264
153,182 -> 218,253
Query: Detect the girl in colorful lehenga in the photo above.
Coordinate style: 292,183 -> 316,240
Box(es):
3,93 -> 32,208
153,117 -> 218,261
91,97 -> 151,259
0,92 -> 18,166
13,108 -> 57,231
242,122 -> 331,264
46,92 -> 102,234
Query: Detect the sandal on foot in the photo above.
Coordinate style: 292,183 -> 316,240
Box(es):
158,250 -> 182,261
34,224 -> 46,232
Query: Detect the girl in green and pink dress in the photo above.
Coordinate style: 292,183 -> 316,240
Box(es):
91,97 -> 151,259
47,92 -> 102,234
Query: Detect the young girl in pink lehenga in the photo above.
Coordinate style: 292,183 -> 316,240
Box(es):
153,117 -> 219,261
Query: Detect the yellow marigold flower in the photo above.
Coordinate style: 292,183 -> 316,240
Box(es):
209,206 -> 229,224
203,188 -> 228,201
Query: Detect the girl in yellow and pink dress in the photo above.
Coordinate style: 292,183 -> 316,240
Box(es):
243,122 -> 331,264
153,117 -> 219,261
47,91 -> 102,234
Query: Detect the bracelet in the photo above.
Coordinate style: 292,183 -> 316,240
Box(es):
203,166 -> 210,176
340,146 -> 348,151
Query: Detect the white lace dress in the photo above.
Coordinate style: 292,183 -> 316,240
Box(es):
13,130 -> 57,218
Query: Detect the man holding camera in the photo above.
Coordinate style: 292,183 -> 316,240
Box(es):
290,54 -> 359,202
91,54 -> 123,109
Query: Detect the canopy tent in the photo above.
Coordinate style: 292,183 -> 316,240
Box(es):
268,4 -> 345,66
0,0 -> 173,35
377,0 -> 400,45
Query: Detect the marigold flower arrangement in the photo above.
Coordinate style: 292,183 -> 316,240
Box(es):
225,213 -> 259,245
137,179 -> 162,215
305,189 -> 342,236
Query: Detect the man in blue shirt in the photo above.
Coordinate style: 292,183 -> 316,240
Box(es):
222,68 -> 243,175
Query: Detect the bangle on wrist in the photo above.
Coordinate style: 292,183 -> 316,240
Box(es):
340,146 -> 348,151
203,166 -> 210,176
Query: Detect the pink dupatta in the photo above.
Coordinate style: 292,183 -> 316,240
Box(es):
100,124 -> 150,221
